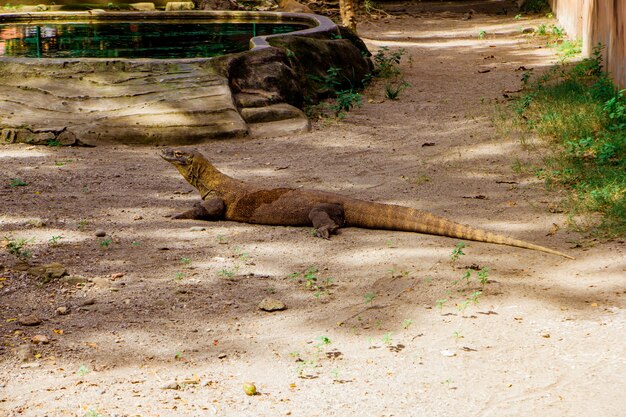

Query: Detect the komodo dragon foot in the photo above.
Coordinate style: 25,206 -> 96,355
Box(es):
308,203 -> 346,239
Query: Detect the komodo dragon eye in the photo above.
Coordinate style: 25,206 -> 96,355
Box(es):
174,151 -> 183,157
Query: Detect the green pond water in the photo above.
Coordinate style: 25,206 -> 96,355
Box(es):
0,21 -> 309,58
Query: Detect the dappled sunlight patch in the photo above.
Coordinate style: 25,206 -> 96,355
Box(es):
0,147 -> 51,159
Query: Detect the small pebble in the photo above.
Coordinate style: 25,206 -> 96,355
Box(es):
31,334 -> 49,344
258,298 -> 287,312
95,230 -> 106,237
243,382 -> 257,396
56,306 -> 69,315
18,314 -> 41,326
190,226 -> 206,232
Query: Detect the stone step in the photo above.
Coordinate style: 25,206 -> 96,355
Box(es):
235,90 -> 281,108
240,103 -> 306,124
248,116 -> 311,138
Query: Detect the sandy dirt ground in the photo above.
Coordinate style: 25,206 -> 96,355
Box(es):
1,2 -> 625,416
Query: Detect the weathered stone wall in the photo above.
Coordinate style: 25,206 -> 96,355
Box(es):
548,0 -> 626,88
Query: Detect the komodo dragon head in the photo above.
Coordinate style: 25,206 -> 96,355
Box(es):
161,148 -> 223,199
161,148 -> 205,187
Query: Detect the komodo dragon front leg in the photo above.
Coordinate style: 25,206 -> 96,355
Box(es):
173,197 -> 225,220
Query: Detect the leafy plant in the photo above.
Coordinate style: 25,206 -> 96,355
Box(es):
100,238 -> 112,248
402,318 -> 413,329
478,30 -> 487,39
330,90 -> 363,118
372,46 -> 407,78
48,235 -> 63,246
77,365 -> 90,376
309,66 -> 343,92
180,257 -> 192,266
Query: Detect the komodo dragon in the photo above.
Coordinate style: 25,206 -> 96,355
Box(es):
161,148 -> 573,259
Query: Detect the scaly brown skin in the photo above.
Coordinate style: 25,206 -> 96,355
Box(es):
161,148 -> 573,259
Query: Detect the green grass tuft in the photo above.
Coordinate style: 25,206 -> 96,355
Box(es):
515,45 -> 625,237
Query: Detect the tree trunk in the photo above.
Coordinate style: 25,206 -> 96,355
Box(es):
339,0 -> 357,32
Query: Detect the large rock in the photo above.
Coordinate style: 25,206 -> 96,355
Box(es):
216,47 -> 304,108
268,32 -> 373,101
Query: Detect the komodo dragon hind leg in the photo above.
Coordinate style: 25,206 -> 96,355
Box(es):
308,203 -> 346,239
173,197 -> 226,220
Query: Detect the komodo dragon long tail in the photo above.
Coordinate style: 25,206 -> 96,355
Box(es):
161,148 -> 573,259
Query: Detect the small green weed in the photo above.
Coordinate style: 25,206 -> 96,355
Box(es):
314,335 -> 332,352
48,235 -> 63,246
180,257 -> 192,266
77,365 -> 90,376
77,219 -> 89,230
402,318 -> 413,329
175,271 -> 185,280
9,178 -> 28,187
289,266 -> 334,297
4,237 -> 32,258
85,410 -> 103,417
385,80 -> 411,100
449,242 -> 467,263
218,266 -> 239,278
100,238 -> 112,248
478,30 -> 487,39
363,292 -> 376,305
536,24 -> 547,36
551,25 -> 565,38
